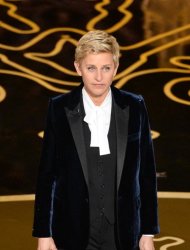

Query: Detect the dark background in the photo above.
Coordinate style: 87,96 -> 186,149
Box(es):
0,0 -> 190,194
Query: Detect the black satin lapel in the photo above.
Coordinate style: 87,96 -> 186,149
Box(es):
114,102 -> 129,190
65,104 -> 89,186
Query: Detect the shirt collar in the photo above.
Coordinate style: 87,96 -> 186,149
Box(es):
82,87 -> 112,110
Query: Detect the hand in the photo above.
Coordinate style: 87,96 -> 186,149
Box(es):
139,235 -> 155,250
37,237 -> 57,250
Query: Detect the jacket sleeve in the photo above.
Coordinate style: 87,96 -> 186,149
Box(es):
139,96 -> 160,235
32,99 -> 56,237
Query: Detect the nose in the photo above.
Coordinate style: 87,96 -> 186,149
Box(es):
95,69 -> 103,82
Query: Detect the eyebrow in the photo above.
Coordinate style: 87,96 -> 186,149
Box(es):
86,64 -> 112,66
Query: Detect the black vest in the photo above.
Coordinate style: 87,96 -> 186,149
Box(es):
83,103 -> 117,225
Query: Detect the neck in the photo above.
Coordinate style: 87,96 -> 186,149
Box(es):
90,96 -> 106,106
83,88 -> 110,106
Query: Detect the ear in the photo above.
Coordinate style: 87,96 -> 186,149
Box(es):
74,61 -> 82,76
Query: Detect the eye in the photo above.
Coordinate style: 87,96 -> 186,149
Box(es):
87,66 -> 96,72
103,66 -> 111,72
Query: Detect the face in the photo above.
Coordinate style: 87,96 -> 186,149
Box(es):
74,52 -> 118,105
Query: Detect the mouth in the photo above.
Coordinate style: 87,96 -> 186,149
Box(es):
93,83 -> 104,86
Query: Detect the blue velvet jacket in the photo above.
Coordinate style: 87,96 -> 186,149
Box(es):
33,84 -> 159,250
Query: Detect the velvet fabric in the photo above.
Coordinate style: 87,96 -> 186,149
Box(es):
33,84 -> 160,250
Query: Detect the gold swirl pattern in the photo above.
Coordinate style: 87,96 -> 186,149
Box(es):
86,0 -> 134,33
0,85 -> 6,102
38,131 -> 44,139
1,1 -> 189,106
38,130 -> 160,140
151,130 -> 160,140
1,0 -> 190,140
0,0 -> 40,34
154,236 -> 185,249
164,77 -> 190,106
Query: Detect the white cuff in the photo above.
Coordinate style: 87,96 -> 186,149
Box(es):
142,235 -> 154,237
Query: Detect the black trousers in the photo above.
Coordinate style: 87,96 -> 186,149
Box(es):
85,216 -> 118,250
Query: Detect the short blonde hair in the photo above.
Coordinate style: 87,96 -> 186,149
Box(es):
75,30 -> 120,67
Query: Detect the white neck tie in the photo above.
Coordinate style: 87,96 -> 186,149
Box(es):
83,88 -> 111,155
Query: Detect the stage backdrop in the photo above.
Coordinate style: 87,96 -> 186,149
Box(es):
0,0 -> 190,195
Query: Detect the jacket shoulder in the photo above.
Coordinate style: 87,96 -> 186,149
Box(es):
51,92 -> 70,105
112,86 -> 144,108
50,85 -> 82,110
119,89 -> 143,103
